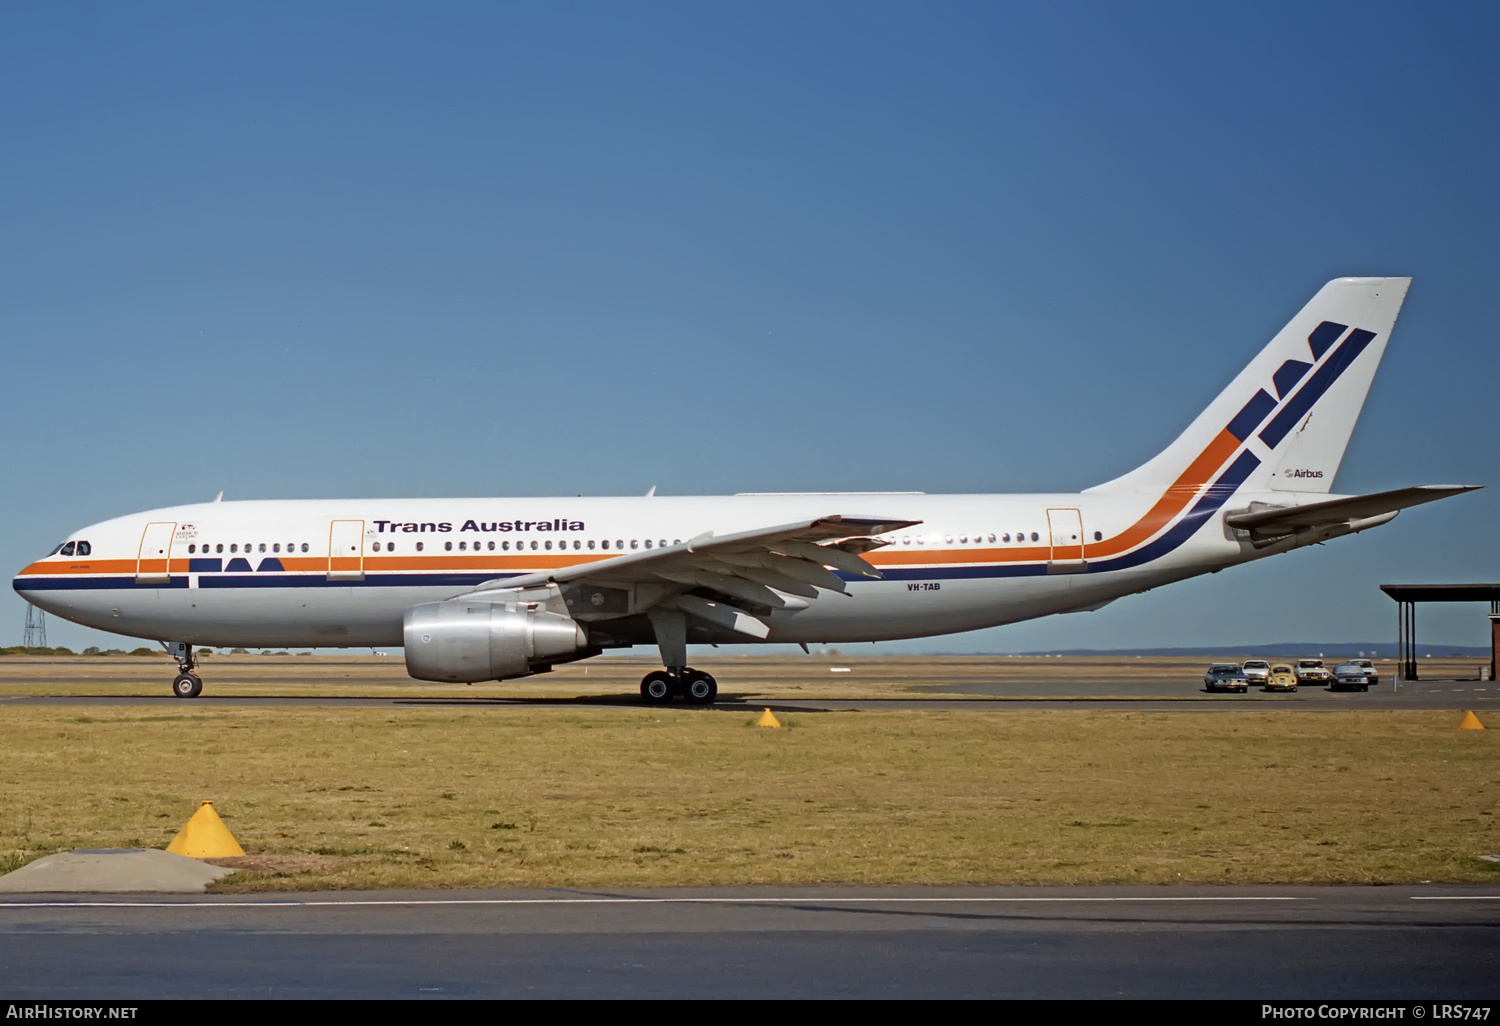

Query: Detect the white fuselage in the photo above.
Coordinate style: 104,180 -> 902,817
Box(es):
14,489 -> 1323,651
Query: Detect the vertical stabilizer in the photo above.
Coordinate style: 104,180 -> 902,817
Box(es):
1086,277 -> 1410,496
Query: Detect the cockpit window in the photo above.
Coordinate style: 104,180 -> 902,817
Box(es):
47,544 -> 63,556
76,541 -> 91,556
60,542 -> 75,556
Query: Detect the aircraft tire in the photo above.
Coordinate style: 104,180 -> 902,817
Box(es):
640,671 -> 673,704
172,672 -> 203,699
684,670 -> 718,706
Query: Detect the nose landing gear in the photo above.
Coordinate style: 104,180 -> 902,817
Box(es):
639,668 -> 717,706
168,642 -> 203,698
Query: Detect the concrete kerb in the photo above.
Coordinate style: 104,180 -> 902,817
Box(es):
0,849 -> 234,893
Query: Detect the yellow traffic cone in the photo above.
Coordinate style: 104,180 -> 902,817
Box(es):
166,801 -> 245,858
757,708 -> 782,728
1458,710 -> 1485,730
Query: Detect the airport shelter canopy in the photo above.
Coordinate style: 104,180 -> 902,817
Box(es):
1380,584 -> 1500,681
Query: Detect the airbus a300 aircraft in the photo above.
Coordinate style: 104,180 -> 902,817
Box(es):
13,277 -> 1478,702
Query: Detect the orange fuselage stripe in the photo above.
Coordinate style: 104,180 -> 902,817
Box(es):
16,431 -> 1243,582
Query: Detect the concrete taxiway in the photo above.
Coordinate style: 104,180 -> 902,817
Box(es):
1,680 -> 1495,712
1,886 -> 1496,999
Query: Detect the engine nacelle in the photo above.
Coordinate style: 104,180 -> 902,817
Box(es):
403,597 -> 589,683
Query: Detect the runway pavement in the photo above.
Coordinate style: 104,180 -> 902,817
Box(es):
3,655 -> 1495,711
1,679 -> 1495,712
1,885 -> 1497,998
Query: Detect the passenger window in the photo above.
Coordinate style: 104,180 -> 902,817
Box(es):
574,540 -> 582,550
588,540 -> 596,550
372,542 -> 380,552
416,542 -> 424,552
502,541 -> 510,551
545,540 -> 553,551
601,540 -> 610,550
631,540 -> 639,550
616,540 -> 624,550
659,539 -> 667,549
259,543 -> 266,553
531,541 -> 539,551
1031,532 -> 1039,542
273,543 -> 281,553
987,534 -> 996,543
188,544 -> 196,554
301,543 -> 309,552
217,544 -> 224,553
487,541 -> 495,551
444,541 -> 453,551
388,543 -> 395,553
230,544 -> 237,553
458,541 -> 466,551
644,540 -> 652,550
1093,531 -> 1102,541
1002,534 -> 1010,542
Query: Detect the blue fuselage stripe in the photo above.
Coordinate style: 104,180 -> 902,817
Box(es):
1259,329 -> 1375,448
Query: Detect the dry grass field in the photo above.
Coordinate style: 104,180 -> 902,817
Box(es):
0,698 -> 1495,891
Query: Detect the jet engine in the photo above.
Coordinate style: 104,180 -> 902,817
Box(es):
403,596 -> 590,683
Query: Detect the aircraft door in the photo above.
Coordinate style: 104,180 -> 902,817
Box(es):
136,522 -> 178,583
1046,508 -> 1085,572
328,520 -> 365,581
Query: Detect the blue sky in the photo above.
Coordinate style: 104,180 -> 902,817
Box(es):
3,1 -> 1496,652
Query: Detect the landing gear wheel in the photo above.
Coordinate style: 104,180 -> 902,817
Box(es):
684,670 -> 718,706
172,672 -> 203,699
641,671 -> 673,704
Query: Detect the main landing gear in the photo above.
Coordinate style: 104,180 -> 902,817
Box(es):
641,608 -> 716,705
640,668 -> 718,706
168,642 -> 203,699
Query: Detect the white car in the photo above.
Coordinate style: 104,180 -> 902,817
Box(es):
1348,658 -> 1380,686
1241,659 -> 1271,684
1295,659 -> 1332,685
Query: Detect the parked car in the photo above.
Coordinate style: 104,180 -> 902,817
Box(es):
1264,664 -> 1298,692
1294,658 -> 1332,686
1241,659 -> 1272,684
1348,658 -> 1380,686
1203,664 -> 1250,693
1331,663 -> 1374,692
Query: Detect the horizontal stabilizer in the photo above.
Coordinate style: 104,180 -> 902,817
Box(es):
1224,485 -> 1480,541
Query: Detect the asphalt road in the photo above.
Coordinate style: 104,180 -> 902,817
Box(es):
1,679 -> 1495,712
1,886 -> 1496,999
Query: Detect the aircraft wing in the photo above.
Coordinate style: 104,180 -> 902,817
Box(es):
467,514 -> 920,637
1224,485 -> 1479,540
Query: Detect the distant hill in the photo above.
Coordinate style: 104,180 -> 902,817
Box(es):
1014,643 -> 1491,658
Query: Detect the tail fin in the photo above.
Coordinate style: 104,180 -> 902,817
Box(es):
1086,277 -> 1410,495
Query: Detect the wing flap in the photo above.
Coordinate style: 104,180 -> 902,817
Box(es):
466,513 -> 920,609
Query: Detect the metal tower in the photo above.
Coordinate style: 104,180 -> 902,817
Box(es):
22,605 -> 46,649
